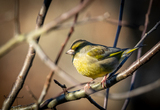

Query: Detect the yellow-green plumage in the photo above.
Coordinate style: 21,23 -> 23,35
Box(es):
66,40 -> 138,80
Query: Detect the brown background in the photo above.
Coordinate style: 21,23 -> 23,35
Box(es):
0,0 -> 160,110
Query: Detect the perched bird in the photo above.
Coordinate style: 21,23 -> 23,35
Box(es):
66,39 -> 139,88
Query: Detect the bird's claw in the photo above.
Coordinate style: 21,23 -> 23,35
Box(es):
101,75 -> 107,88
84,83 -> 91,92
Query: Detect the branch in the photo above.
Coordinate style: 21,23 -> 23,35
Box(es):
107,20 -> 160,81
21,1 -> 92,106
3,0 -> 92,108
53,12 -> 110,30
135,21 -> 160,48
0,0 -> 91,58
26,86 -> 38,102
87,96 -> 105,110
11,41 -> 160,110
37,0 -> 81,105
122,0 -> 153,109
14,0 -> 20,35
104,0 -> 125,108
37,71 -> 54,106
48,13 -> 138,31
28,39 -> 79,85
109,78 -> 160,100
54,80 -> 68,95
31,21 -> 160,109
113,0 -> 125,48
2,0 -> 52,110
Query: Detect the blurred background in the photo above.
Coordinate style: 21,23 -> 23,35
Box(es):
0,0 -> 160,110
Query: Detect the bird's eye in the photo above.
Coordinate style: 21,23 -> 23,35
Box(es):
75,46 -> 81,51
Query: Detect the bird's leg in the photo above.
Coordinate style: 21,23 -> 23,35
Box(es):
101,74 -> 109,88
84,79 -> 93,92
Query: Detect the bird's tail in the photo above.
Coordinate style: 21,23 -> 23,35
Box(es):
121,46 -> 142,61
125,47 -> 139,54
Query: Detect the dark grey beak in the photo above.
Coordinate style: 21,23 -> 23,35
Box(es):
66,49 -> 75,55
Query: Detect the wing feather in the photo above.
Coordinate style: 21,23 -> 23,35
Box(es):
87,45 -> 127,60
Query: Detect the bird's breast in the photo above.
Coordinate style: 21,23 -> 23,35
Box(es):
72,54 -> 119,79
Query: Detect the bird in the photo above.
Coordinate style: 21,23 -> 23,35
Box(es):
66,39 -> 139,89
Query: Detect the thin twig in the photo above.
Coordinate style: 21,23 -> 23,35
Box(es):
26,0 -> 91,40
116,41 -> 160,82
34,0 -> 54,107
121,0 -> 153,109
48,13 -> 138,31
28,39 -> 80,85
26,86 -> 38,102
14,0 -> 20,35
53,12 -> 109,30
113,0 -> 125,48
109,78 -> 160,100
54,80 -> 68,94
27,1 -> 92,100
104,0 -> 125,109
56,82 -> 88,97
37,0 -> 82,104
108,20 -> 160,81
2,0 -> 52,110
55,5 -> 79,65
135,20 -> 160,48
37,71 -> 54,105
87,96 -> 105,110
0,0 -> 91,58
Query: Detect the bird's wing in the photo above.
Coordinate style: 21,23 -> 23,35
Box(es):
108,47 -> 127,57
87,45 -> 124,60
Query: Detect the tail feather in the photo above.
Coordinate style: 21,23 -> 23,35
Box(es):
126,47 -> 139,54
124,45 -> 143,55
121,46 -> 142,62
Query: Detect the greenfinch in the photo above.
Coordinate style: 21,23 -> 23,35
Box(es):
66,39 -> 139,87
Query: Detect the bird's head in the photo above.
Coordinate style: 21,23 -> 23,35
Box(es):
66,39 -> 89,55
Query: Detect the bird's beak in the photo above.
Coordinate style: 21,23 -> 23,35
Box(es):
66,49 -> 75,55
